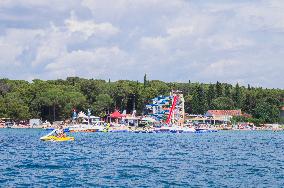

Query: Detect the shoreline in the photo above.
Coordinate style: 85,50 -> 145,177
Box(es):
1,126 -> 283,132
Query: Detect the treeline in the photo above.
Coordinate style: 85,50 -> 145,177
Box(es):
0,76 -> 283,123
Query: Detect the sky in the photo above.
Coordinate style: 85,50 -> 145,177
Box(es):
0,0 -> 283,88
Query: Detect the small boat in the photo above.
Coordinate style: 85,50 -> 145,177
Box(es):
67,121 -> 105,132
40,129 -> 74,142
154,126 -> 196,133
194,129 -> 218,133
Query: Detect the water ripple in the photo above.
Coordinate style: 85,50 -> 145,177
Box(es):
0,129 -> 283,187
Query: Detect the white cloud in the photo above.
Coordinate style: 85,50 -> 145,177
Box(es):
203,59 -> 243,77
45,46 -> 134,79
26,15 -> 119,67
31,30 -> 67,67
200,35 -> 254,51
140,36 -> 168,53
0,28 -> 43,66
81,0 -> 184,21
167,26 -> 195,37
0,0 -> 79,11
65,16 -> 119,38
0,0 -> 283,88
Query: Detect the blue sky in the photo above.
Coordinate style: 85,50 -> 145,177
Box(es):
0,0 -> 283,88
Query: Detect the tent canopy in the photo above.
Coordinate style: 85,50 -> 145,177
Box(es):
110,110 -> 126,118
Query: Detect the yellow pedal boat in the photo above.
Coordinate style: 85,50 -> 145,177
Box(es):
40,135 -> 74,142
40,129 -> 74,142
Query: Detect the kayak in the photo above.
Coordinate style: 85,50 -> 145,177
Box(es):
40,135 -> 74,142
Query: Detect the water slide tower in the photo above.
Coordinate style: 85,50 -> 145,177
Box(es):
146,90 -> 185,125
166,90 -> 185,125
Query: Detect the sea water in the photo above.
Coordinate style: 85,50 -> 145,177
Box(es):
0,129 -> 283,187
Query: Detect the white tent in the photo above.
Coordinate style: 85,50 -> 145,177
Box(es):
77,111 -> 87,118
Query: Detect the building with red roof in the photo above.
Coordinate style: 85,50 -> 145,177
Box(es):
205,109 -> 242,123
206,110 -> 242,116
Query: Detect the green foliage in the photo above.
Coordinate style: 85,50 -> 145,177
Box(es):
191,85 -> 207,114
243,92 -> 256,115
144,73 -> 148,87
184,95 -> 193,114
0,93 -> 30,120
212,97 -> 235,110
233,83 -> 243,108
254,100 -> 280,123
280,117 -> 284,124
0,79 -> 11,97
231,116 -> 248,123
231,116 -> 264,126
215,81 -> 223,97
207,84 -> 215,109
92,94 -> 113,115
224,84 -> 231,97
232,116 -> 265,126
60,91 -> 86,119
0,77 -> 282,123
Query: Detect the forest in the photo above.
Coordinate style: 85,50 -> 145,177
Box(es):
0,75 -> 283,124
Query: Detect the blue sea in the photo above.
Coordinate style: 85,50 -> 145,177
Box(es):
0,129 -> 283,187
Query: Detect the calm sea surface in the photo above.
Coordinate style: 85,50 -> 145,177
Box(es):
0,129 -> 283,187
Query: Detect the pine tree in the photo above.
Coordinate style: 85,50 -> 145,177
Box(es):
143,73 -> 147,87
233,83 -> 242,108
215,81 -> 223,97
243,92 -> 256,114
224,84 -> 231,98
191,85 -> 207,114
207,84 -> 215,109
247,84 -> 251,90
